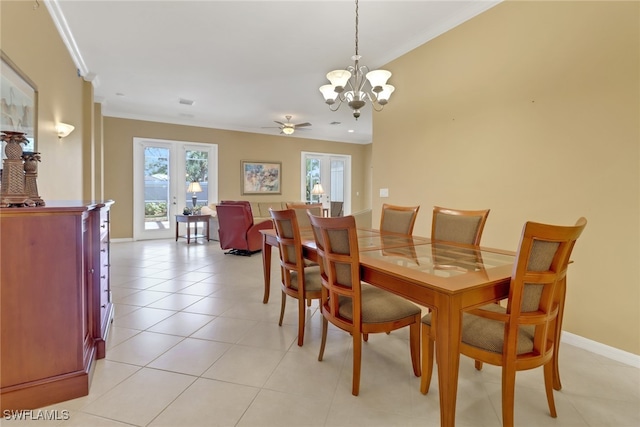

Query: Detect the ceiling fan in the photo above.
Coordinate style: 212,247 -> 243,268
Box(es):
264,115 -> 311,135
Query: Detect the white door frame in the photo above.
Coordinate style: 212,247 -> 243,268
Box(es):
300,151 -> 351,215
133,137 -> 218,240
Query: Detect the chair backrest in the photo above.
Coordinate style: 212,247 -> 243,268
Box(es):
270,209 -> 306,292
380,204 -> 420,235
215,203 -> 254,250
431,206 -> 490,245
219,200 -> 254,223
308,214 -> 362,333
330,201 -> 344,217
504,217 -> 587,359
285,202 -> 322,228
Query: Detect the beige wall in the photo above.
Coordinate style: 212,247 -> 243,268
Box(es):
103,117 -> 369,239
372,1 -> 639,354
1,1 -> 86,201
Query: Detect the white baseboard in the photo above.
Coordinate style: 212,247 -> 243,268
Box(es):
111,238 -> 134,243
561,331 -> 640,368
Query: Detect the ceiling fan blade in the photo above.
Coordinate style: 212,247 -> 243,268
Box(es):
294,122 -> 312,127
274,121 -> 285,126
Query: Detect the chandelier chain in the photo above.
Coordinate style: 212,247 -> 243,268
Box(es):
354,0 -> 359,57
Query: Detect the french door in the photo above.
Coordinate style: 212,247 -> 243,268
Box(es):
301,152 -> 351,216
133,138 -> 218,240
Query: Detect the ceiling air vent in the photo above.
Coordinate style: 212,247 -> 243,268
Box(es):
179,98 -> 195,106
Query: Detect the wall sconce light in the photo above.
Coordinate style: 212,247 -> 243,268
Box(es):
56,123 -> 75,139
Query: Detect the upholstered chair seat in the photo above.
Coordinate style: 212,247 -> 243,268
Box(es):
422,304 -> 535,356
287,267 -> 322,293
338,283 -> 422,323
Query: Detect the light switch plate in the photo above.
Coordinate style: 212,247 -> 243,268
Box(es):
379,188 -> 389,198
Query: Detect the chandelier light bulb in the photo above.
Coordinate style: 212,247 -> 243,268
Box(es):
376,85 -> 395,105
319,85 -> 339,104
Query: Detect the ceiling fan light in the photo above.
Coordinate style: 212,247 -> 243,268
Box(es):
326,70 -> 351,90
376,84 -> 395,104
366,69 -> 392,91
282,126 -> 294,135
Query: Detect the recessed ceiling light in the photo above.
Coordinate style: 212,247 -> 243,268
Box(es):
348,129 -> 355,133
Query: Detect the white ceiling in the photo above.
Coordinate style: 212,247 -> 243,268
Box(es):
48,0 -> 499,144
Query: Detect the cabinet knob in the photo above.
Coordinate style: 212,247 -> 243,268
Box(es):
101,224 -> 106,229
101,275 -> 106,279
101,304 -> 107,308
90,268 -> 95,274
101,248 -> 106,253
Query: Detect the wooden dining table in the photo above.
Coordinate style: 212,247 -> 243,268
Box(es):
260,227 -> 517,427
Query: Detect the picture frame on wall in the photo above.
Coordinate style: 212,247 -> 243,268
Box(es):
241,160 -> 282,195
1,50 -> 38,155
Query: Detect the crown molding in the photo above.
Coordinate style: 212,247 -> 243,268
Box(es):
44,0 -> 97,86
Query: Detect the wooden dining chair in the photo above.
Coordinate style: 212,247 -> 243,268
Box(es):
430,205 -> 490,245
269,209 -> 323,346
380,203 -> 420,235
330,201 -> 344,217
285,202 -> 323,228
421,217 -> 587,427
420,205 -> 492,390
283,203 -> 322,306
308,213 -> 422,396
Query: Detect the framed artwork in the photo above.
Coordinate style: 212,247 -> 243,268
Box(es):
241,160 -> 281,194
1,51 -> 37,154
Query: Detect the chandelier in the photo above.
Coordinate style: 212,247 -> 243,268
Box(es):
319,0 -> 395,120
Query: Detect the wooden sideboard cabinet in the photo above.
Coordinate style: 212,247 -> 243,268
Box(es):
0,200 -> 115,411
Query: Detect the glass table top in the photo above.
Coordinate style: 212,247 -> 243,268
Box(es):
362,242 -> 515,278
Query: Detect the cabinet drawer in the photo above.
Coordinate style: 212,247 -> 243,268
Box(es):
99,210 -> 110,239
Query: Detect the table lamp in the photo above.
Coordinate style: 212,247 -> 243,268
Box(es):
187,181 -> 202,210
311,183 -> 324,203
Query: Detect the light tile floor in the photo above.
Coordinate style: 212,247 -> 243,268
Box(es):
5,239 -> 639,427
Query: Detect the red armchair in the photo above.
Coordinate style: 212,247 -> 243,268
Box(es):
215,201 -> 273,256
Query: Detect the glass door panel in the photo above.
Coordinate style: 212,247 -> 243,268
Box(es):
134,140 -> 176,240
145,146 -> 171,231
302,152 -> 350,216
185,148 -> 209,211
134,138 -> 217,241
